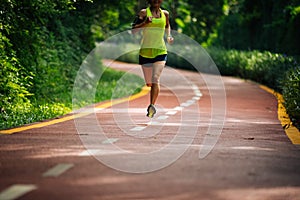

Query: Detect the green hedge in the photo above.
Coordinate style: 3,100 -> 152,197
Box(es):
281,67 -> 300,128
206,47 -> 296,90
206,47 -> 300,128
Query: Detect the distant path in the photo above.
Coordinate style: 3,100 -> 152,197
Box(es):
0,60 -> 299,200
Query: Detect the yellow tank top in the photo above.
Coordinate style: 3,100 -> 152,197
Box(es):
139,7 -> 167,58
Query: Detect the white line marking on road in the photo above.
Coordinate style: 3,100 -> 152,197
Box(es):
94,108 -> 104,112
174,106 -> 183,111
165,110 -> 177,115
42,163 -> 74,177
182,100 -> 195,107
230,146 -> 275,151
193,96 -> 201,100
102,138 -> 119,144
79,150 -> 98,156
180,102 -> 190,107
130,126 -> 146,131
187,99 -> 196,104
126,84 -> 201,134
195,92 -> 202,97
95,108 -> 146,113
191,84 -> 198,90
79,149 -> 127,156
157,115 -> 169,120
148,121 -> 161,125
0,184 -> 37,200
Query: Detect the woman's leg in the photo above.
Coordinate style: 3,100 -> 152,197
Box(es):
141,61 -> 165,117
150,61 -> 165,105
141,65 -> 153,87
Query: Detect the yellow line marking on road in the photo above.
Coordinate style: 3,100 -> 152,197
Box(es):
0,86 -> 150,135
260,85 -> 300,145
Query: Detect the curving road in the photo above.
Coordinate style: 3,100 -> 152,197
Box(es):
0,60 -> 300,200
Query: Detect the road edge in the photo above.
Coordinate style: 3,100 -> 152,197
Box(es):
260,85 -> 300,145
0,86 -> 150,135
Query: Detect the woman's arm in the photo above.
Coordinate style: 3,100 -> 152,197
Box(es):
132,9 -> 150,34
163,10 -> 174,44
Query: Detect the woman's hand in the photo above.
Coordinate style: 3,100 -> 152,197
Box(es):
167,35 -> 174,44
145,16 -> 153,24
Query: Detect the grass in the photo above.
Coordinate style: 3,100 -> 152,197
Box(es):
95,67 -> 144,102
0,66 -> 144,130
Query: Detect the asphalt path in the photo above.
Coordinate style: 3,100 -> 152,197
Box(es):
0,60 -> 300,200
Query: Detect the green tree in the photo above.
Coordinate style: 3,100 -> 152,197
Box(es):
214,0 -> 300,55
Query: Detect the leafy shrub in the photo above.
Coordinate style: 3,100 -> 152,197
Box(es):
0,0 -> 142,130
0,33 -> 33,121
206,47 -> 297,91
0,102 -> 71,129
207,47 -> 300,125
281,67 -> 300,128
0,66 -> 144,130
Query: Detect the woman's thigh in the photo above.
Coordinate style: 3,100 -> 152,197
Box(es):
152,61 -> 166,83
142,65 -> 153,86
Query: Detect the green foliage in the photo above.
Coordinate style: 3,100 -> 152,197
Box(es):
281,67 -> 300,128
0,66 -> 144,130
208,47 -> 300,125
0,102 -> 71,129
90,0 -> 137,41
2,0 -> 299,129
206,47 -> 296,90
161,0 -> 224,44
95,68 -> 144,102
0,32 -> 33,117
187,0 -> 224,44
1,0 -> 118,129
214,0 -> 300,55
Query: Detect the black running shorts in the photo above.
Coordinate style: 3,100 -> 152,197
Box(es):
139,54 -> 167,67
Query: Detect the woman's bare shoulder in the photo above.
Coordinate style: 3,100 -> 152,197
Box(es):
138,9 -> 147,18
162,10 -> 169,17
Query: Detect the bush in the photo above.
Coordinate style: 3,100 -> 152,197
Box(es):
207,47 -> 300,125
0,0 -> 146,130
206,47 -> 297,91
0,0 -> 96,130
0,33 -> 33,119
281,67 -> 300,128
0,102 -> 71,129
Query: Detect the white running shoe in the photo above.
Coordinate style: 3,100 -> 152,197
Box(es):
146,104 -> 156,118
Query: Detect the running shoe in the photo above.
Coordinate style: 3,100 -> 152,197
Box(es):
146,104 -> 156,118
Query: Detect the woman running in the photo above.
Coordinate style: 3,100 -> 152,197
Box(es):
132,0 -> 174,118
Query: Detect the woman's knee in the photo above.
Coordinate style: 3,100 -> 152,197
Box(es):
152,75 -> 160,84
